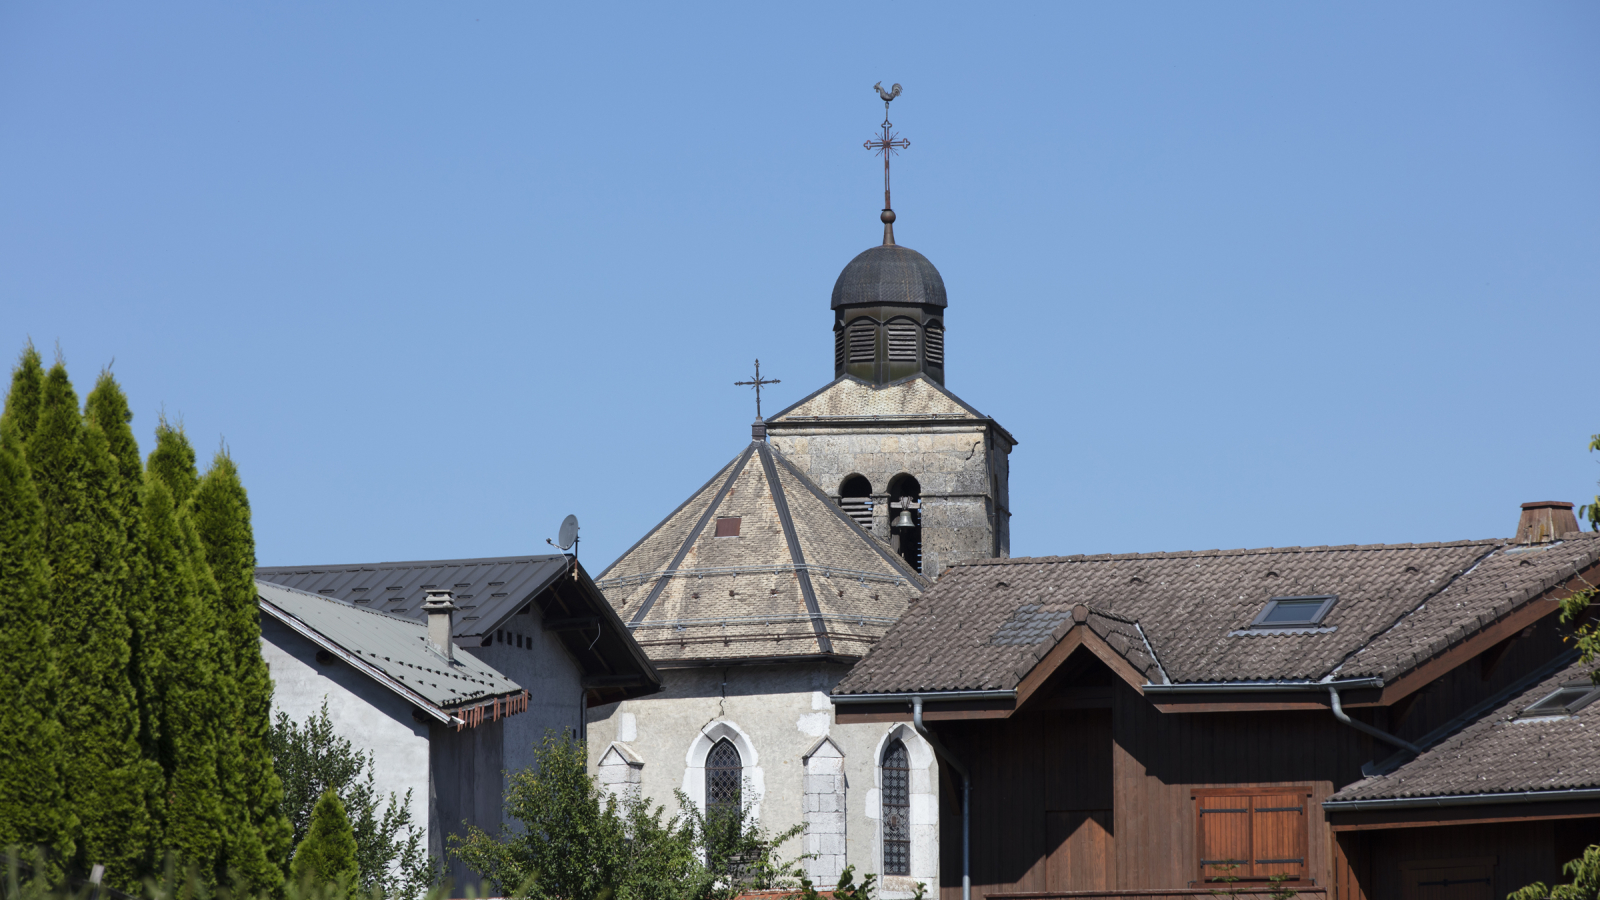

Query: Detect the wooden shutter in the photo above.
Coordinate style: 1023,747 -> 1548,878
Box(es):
1251,793 -> 1307,881
1197,794 -> 1253,880
925,322 -> 944,366
1194,788 -> 1309,883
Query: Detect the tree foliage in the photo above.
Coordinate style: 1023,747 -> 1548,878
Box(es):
0,349 -> 73,882
451,732 -> 802,900
1511,843 -> 1600,900
0,346 -> 288,892
268,703 -> 432,899
290,793 -> 361,897
1563,431 -> 1600,684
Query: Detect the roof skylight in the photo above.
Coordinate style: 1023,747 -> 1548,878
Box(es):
1518,681 -> 1600,719
1249,595 -> 1337,629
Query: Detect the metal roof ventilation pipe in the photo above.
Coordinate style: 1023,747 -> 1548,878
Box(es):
912,696 -> 970,900
422,589 -> 457,662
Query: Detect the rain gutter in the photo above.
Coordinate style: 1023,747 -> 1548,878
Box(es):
830,689 -> 1017,704
1141,678 -> 1384,694
1323,787 -> 1600,812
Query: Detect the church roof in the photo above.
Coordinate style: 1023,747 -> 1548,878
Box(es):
831,244 -> 947,310
594,440 -> 931,666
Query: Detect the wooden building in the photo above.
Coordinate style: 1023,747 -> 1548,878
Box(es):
832,503 -> 1600,900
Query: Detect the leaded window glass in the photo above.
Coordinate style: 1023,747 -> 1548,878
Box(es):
882,740 -> 910,876
706,738 -> 742,813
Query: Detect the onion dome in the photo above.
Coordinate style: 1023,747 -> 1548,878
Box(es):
830,244 -> 947,311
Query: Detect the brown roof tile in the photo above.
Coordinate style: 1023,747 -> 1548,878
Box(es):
1329,655 -> 1600,801
835,533 -> 1600,694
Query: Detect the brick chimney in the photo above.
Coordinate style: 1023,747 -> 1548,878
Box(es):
1514,501 -> 1580,545
421,589 -> 456,661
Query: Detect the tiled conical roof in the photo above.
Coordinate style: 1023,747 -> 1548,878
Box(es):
595,441 -> 930,664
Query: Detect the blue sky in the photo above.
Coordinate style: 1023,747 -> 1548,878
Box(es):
3,3 -> 1597,569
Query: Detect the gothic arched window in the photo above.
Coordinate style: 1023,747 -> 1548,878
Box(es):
706,738 -> 742,815
882,739 -> 911,876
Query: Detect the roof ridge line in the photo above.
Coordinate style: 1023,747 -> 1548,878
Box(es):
943,538 -> 1509,569
627,444 -> 756,627
1324,543 -> 1502,681
758,443 -> 832,655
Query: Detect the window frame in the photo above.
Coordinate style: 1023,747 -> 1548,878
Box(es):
1249,595 -> 1338,630
881,739 -> 911,876
1518,682 -> 1600,719
705,738 -> 743,814
1192,786 -> 1313,885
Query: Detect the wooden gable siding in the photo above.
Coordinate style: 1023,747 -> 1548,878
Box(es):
932,670 -> 1379,900
1332,819 -> 1600,900
1388,614 -> 1566,743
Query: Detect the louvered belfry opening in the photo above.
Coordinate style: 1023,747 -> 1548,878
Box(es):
887,320 -> 918,362
838,474 -> 874,531
882,740 -> 911,875
925,321 -> 943,367
848,321 -> 876,365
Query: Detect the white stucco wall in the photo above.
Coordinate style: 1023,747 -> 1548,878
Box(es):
587,663 -> 938,897
463,610 -> 587,784
260,618 -> 432,865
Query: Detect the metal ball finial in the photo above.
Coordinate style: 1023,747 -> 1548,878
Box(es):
880,209 -> 896,224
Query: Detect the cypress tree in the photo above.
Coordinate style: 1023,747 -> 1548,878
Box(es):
83,373 -> 167,877
29,362 -> 151,889
0,411 -> 74,878
290,792 -> 359,895
193,451 -> 291,891
3,344 -> 44,445
143,423 -> 228,883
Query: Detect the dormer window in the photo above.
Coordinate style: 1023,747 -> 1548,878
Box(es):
1249,595 -> 1337,629
1518,681 -> 1600,719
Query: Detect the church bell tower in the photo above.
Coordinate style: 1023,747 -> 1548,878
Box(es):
764,84 -> 1015,579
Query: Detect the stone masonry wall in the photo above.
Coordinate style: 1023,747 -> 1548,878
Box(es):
768,423 -> 1011,577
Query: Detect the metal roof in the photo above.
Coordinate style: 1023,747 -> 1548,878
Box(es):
257,580 -> 524,719
257,555 -> 663,707
831,244 -> 947,310
256,555 -> 571,641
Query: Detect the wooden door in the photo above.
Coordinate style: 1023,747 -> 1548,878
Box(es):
1046,810 -> 1114,890
1402,859 -> 1496,900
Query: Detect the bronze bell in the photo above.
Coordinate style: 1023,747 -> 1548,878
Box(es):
891,508 -> 917,530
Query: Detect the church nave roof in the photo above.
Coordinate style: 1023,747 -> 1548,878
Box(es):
595,440 -> 930,665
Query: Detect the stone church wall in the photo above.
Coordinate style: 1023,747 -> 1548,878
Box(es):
587,663 -> 939,898
769,423 -> 1010,577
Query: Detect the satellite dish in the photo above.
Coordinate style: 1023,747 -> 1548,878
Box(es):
556,514 -> 580,551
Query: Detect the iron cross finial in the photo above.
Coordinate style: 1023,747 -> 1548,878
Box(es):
864,82 -> 909,245
734,359 -> 780,420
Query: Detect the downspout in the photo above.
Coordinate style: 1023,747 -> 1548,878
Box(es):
1328,685 -> 1421,754
912,696 -> 970,900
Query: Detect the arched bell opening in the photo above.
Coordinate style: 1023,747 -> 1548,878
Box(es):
838,474 -> 874,531
887,473 -> 922,573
